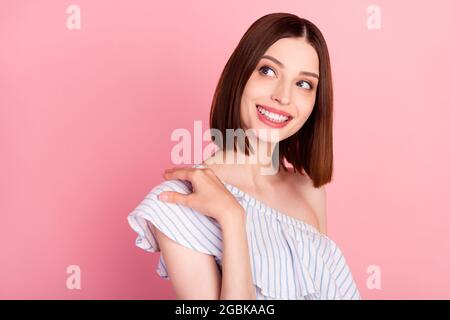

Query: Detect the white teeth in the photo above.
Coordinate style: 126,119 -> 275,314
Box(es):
257,106 -> 289,123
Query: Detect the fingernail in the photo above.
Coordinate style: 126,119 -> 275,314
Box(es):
159,193 -> 168,201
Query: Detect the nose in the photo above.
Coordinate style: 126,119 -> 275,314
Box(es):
272,95 -> 290,105
273,96 -> 289,105
271,82 -> 291,105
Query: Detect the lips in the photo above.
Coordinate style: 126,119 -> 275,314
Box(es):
256,104 -> 293,119
255,104 -> 293,128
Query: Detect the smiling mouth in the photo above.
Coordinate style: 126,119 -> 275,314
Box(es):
256,105 -> 293,123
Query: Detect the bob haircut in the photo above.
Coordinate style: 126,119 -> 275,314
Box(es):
209,12 -> 333,188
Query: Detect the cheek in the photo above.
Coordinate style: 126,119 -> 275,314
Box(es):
290,101 -> 316,130
305,100 -> 316,117
240,81 -> 265,119
294,92 -> 316,116
245,75 -> 272,96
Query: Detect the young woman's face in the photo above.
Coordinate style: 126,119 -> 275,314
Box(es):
240,37 -> 320,144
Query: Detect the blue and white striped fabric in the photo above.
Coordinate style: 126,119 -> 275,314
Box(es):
127,163 -> 361,300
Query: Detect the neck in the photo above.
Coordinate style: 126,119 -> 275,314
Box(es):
204,139 -> 284,190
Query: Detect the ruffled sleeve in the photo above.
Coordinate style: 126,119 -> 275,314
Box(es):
127,179 -> 224,279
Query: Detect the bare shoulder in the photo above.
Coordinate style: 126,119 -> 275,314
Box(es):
287,167 -> 328,236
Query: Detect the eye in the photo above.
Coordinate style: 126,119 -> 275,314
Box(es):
259,65 -> 276,77
298,80 -> 313,90
258,65 -> 314,91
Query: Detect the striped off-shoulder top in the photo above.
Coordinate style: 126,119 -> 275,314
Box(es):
127,163 -> 361,300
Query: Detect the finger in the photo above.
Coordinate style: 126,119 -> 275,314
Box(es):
158,191 -> 190,206
164,166 -> 188,172
163,167 -> 194,181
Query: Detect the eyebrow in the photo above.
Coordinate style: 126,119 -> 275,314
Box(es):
260,55 -> 319,79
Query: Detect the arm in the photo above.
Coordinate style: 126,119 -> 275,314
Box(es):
218,208 -> 256,300
154,207 -> 255,300
154,227 -> 222,299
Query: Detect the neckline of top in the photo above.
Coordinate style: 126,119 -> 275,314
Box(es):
192,163 -> 327,238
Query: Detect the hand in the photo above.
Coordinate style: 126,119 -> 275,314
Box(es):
158,166 -> 244,225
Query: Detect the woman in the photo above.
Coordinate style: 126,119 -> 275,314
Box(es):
127,12 -> 361,300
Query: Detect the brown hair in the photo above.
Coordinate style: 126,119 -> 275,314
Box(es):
209,12 -> 333,188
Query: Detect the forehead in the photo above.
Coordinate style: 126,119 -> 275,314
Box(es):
262,37 -> 319,73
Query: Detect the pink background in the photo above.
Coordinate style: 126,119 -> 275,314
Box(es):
1,0 -> 449,299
